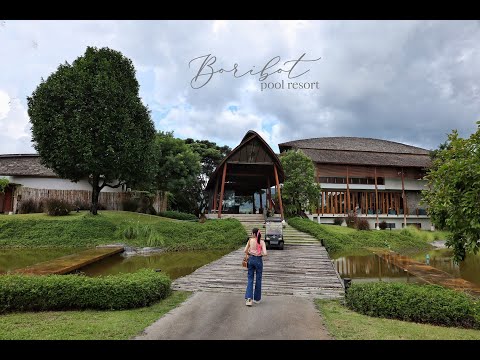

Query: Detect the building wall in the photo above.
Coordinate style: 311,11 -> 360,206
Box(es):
315,164 -> 425,180
406,191 -> 426,215
384,178 -> 427,191
7,176 -> 124,192
308,214 -> 432,230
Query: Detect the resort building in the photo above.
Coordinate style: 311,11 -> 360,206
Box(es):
0,154 -> 166,214
278,137 -> 432,229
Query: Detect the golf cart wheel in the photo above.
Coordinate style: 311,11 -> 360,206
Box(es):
279,241 -> 284,250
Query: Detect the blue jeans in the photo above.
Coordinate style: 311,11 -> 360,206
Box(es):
245,255 -> 263,301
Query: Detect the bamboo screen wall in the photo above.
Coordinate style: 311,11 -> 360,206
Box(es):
318,191 -> 407,215
15,187 -> 167,213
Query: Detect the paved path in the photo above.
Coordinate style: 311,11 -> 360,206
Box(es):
134,292 -> 332,340
135,217 -> 342,340
172,244 -> 344,298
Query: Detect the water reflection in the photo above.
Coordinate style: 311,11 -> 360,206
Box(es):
334,254 -> 425,284
409,249 -> 480,287
79,250 -> 230,280
334,248 -> 480,286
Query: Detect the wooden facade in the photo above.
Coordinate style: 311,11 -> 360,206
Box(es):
315,163 -> 420,219
206,130 -> 285,219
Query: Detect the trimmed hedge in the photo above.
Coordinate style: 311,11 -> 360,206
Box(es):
0,269 -> 171,313
345,282 -> 480,329
159,211 -> 198,221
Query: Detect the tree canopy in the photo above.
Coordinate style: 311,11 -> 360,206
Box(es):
423,123 -> 480,262
0,178 -> 9,193
280,149 -> 321,216
153,131 -> 201,211
182,139 -> 231,215
28,46 -> 156,214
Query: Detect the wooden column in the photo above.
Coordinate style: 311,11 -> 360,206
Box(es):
213,176 -> 220,212
334,192 -> 338,214
346,166 -> 350,212
252,193 -> 256,214
326,192 -> 330,214
218,163 -> 227,218
321,192 -> 324,215
375,167 -> 379,227
401,167 -> 407,227
274,165 -> 284,220
365,192 -> 368,215
267,177 -> 273,211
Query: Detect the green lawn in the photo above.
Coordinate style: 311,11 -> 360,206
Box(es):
0,211 -> 247,250
288,217 -> 449,256
316,299 -> 480,340
0,291 -> 191,340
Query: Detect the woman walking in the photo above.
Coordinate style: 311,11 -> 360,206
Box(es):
244,227 -> 267,306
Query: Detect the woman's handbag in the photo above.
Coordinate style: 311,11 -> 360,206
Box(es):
242,254 -> 249,268
242,239 -> 250,268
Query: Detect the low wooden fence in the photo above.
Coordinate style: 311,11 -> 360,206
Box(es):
15,187 -> 167,213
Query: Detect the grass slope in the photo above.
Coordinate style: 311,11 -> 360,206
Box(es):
287,217 -> 446,256
0,211 -> 247,250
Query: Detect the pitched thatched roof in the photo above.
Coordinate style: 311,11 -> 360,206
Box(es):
278,137 -> 431,168
0,154 -> 58,177
205,130 -> 285,193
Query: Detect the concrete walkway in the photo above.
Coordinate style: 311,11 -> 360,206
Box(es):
134,292 -> 332,340
135,217 -> 339,340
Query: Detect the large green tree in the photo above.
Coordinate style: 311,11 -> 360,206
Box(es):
28,46 -> 156,214
153,132 -> 201,212
423,122 -> 480,262
184,139 -> 231,215
280,149 -> 321,216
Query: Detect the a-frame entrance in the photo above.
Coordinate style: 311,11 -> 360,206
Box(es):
206,130 -> 285,220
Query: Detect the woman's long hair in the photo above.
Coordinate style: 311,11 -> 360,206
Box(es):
252,228 -> 262,254
252,228 -> 261,243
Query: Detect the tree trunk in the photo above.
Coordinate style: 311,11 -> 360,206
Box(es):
90,175 -> 101,215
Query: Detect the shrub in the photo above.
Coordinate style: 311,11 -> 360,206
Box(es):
122,198 -> 139,212
158,211 -> 197,221
355,219 -> 370,230
345,212 -> 357,228
345,282 -> 480,329
333,217 -> 344,226
18,199 -> 42,214
97,203 -> 107,211
400,225 -> 434,242
379,221 -> 388,230
73,199 -> 90,211
117,222 -> 165,247
43,198 -> 72,216
0,269 -> 171,313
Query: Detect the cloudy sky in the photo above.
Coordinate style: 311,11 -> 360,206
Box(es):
0,20 -> 479,154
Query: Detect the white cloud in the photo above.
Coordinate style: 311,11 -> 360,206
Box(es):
0,90 -> 34,154
1,20 -> 480,154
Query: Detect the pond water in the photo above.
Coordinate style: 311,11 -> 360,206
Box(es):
0,248 -> 230,280
333,248 -> 480,286
409,248 -> 480,287
78,249 -> 230,280
333,253 -> 425,284
0,248 -> 83,273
